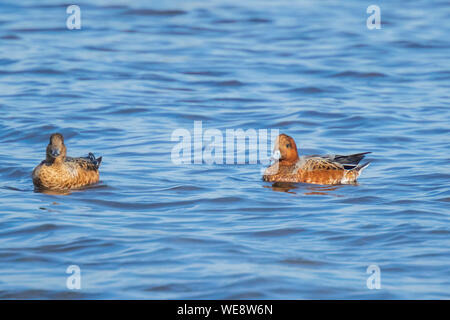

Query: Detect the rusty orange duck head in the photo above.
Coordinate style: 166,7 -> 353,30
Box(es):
46,133 -> 67,163
272,134 -> 299,164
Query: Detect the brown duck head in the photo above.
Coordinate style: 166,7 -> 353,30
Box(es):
272,134 -> 299,165
46,133 -> 67,163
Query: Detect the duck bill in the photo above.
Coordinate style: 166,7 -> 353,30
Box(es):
270,149 -> 281,162
50,147 -> 61,158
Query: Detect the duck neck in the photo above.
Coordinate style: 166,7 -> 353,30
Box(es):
46,155 -> 65,165
279,158 -> 298,166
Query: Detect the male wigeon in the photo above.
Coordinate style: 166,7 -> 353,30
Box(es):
263,134 -> 370,185
32,133 -> 102,190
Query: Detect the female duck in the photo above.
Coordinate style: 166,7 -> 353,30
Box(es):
263,134 -> 370,185
32,133 -> 102,190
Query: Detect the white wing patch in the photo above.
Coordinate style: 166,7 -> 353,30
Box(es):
292,157 -> 307,174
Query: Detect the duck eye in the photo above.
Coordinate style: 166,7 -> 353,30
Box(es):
286,143 -> 290,148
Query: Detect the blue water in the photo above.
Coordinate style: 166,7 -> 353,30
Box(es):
0,0 -> 449,299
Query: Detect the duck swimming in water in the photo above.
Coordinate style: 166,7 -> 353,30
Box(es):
263,134 -> 370,185
32,133 -> 102,190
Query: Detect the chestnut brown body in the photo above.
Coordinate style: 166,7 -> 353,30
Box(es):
263,134 -> 370,185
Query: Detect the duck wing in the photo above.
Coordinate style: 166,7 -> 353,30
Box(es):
301,152 -> 370,171
66,153 -> 102,170
308,152 -> 370,170
301,157 -> 345,171
331,152 -> 371,165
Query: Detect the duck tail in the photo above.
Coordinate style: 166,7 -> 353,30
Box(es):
87,152 -> 102,168
96,156 -> 102,168
343,161 -> 370,183
354,161 -> 370,174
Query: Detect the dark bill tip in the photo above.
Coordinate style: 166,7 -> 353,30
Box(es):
51,148 -> 60,157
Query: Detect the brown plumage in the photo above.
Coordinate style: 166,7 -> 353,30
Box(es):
263,134 -> 370,185
32,133 -> 102,190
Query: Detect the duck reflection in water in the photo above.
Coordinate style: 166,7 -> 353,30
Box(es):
264,181 -> 346,196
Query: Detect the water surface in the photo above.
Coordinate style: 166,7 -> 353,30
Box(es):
0,0 -> 449,299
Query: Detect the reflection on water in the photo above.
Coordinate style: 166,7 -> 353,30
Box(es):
34,183 -> 107,196
35,188 -> 72,196
303,185 -> 344,197
264,182 -> 345,196
0,0 -> 449,299
264,182 -> 298,194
